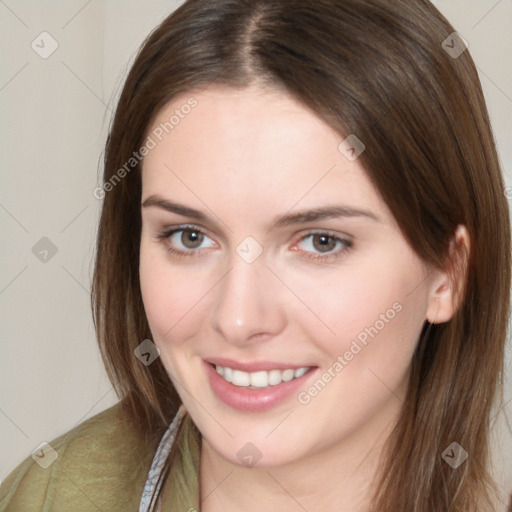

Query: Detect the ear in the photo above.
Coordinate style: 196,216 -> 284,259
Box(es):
425,224 -> 470,324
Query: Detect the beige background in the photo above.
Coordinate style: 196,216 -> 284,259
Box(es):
1,0 -> 511,506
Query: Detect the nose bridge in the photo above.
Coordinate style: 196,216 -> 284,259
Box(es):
209,248 -> 286,345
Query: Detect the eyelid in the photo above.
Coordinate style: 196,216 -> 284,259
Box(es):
155,223 -> 211,238
296,228 -> 353,242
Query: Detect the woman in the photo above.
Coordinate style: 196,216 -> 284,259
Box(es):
1,0 -> 510,511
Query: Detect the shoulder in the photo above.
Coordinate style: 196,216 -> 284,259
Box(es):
0,402 -> 154,512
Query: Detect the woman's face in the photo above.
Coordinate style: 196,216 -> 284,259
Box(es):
139,85 -> 439,468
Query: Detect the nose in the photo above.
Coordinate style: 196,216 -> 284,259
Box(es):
209,250 -> 287,347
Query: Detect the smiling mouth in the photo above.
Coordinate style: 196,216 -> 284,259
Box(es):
211,363 -> 313,389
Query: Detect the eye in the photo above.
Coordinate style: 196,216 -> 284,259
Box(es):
154,226 -> 354,262
295,231 -> 354,261
154,225 -> 216,258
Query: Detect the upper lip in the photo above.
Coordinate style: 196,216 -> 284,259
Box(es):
206,357 -> 315,373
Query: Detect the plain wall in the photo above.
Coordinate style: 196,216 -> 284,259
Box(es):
1,0 -> 511,506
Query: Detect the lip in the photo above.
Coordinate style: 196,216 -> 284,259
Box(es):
203,359 -> 318,412
206,356 -> 314,373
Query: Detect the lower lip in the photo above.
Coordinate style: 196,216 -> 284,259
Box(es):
204,360 -> 317,412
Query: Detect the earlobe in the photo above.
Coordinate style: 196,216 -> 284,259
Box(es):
425,282 -> 454,324
425,225 -> 470,324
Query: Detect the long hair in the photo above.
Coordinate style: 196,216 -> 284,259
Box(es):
91,1 -> 511,510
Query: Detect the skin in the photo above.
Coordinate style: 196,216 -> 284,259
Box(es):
139,85 -> 468,511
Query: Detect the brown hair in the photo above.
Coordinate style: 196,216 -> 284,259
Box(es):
91,0 -> 511,510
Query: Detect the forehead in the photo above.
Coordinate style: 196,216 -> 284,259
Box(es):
141,86 -> 390,226
144,86 -> 336,165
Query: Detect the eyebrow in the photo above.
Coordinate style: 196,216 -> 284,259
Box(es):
141,194 -> 381,230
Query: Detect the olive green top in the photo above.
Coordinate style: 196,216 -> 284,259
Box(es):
0,403 -> 160,511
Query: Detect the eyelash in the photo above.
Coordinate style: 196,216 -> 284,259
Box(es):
154,225 -> 354,262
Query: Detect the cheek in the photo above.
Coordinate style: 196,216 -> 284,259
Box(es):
289,258 -> 428,441
139,237 -> 213,349
290,252 -> 428,373
140,240 -> 186,339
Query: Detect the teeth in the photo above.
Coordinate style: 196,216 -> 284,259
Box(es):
282,369 -> 295,382
214,364 -> 311,388
268,369 -> 281,386
250,371 -> 269,387
232,370 -> 250,387
224,367 -> 233,383
294,367 -> 308,378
